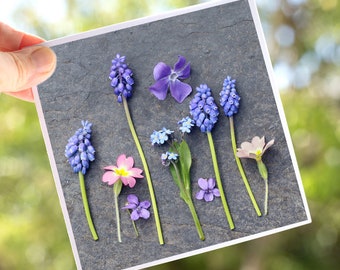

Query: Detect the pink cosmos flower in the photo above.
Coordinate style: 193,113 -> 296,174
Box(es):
102,154 -> 144,188
236,136 -> 274,161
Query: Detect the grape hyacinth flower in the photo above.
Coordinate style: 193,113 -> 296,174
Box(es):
122,194 -> 151,221
65,120 -> 98,240
195,178 -> 220,202
151,124 -> 205,240
149,55 -> 192,103
189,84 -> 219,133
237,136 -> 275,215
109,54 -> 134,103
65,120 -> 95,175
219,76 -> 262,216
102,154 -> 144,242
189,84 -> 234,230
109,54 -> 164,244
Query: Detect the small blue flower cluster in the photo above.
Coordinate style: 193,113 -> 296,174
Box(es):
219,76 -> 240,117
161,151 -> 179,166
109,54 -> 134,103
150,128 -> 174,145
177,116 -> 195,134
189,84 -> 219,132
65,120 -> 95,175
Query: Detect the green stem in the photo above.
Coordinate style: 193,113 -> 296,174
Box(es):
122,97 -> 164,245
78,172 -> 98,240
113,185 -> 122,242
207,132 -> 235,230
187,198 -> 205,240
229,117 -> 262,216
264,177 -> 268,215
171,161 -> 205,240
257,160 -> 269,215
130,212 -> 139,237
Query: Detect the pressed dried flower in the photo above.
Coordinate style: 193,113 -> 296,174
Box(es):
219,76 -> 262,216
195,178 -> 220,202
65,120 -> 98,240
102,154 -> 144,242
237,136 -> 275,215
149,55 -> 192,103
189,84 -> 219,133
122,194 -> 151,221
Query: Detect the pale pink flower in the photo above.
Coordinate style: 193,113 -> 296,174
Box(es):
236,136 -> 274,161
102,154 -> 143,188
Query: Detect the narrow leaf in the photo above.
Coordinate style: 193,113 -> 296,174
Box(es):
178,140 -> 192,191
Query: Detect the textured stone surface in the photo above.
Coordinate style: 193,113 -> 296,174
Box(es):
37,1 -> 309,269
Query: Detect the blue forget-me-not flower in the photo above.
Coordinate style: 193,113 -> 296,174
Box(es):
150,128 -> 174,145
178,116 -> 195,134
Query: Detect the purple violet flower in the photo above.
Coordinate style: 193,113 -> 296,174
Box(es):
196,178 -> 220,202
122,194 -> 151,221
189,84 -> 219,133
219,76 -> 240,117
109,54 -> 134,103
65,120 -> 95,175
149,55 -> 192,103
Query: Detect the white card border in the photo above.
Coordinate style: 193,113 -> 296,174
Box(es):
34,0 -> 311,269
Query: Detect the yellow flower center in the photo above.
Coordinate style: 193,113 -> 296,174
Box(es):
114,167 -> 129,177
254,149 -> 262,157
250,148 -> 263,161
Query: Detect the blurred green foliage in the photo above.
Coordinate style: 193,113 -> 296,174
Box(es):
1,0 -> 339,269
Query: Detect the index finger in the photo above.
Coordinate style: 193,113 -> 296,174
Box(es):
0,22 -> 44,51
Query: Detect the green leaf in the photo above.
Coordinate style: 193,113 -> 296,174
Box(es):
178,140 -> 192,191
169,163 -> 187,201
168,140 -> 192,201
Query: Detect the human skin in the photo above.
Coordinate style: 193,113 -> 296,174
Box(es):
0,22 -> 56,102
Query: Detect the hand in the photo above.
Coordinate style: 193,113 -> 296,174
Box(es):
0,22 -> 56,102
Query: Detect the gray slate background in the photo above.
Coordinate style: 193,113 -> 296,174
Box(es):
37,0 -> 308,269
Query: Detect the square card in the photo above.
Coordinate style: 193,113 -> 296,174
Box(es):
34,0 -> 311,269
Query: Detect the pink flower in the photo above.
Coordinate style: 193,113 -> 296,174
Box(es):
236,136 -> 274,161
102,154 -> 144,188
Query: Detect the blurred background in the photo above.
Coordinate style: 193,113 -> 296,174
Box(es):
0,0 -> 339,269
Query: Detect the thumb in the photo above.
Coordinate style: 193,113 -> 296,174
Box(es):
0,45 -> 56,93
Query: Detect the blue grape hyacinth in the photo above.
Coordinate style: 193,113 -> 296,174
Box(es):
189,84 -> 219,133
65,120 -> 95,175
109,54 -> 134,103
219,76 -> 240,117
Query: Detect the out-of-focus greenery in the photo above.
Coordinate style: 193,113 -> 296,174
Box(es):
0,0 -> 339,269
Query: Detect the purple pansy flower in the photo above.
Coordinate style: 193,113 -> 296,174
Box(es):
149,55 -> 192,103
122,194 -> 151,221
196,178 -> 220,202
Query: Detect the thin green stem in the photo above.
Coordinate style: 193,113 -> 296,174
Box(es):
113,187 -> 122,242
122,97 -> 164,245
187,198 -> 205,240
130,212 -> 139,237
171,161 -> 205,240
78,172 -> 98,240
257,160 -> 269,215
229,117 -> 262,216
264,177 -> 268,215
207,132 -> 235,230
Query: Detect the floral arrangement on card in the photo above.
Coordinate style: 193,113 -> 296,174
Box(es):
64,54 -> 275,244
